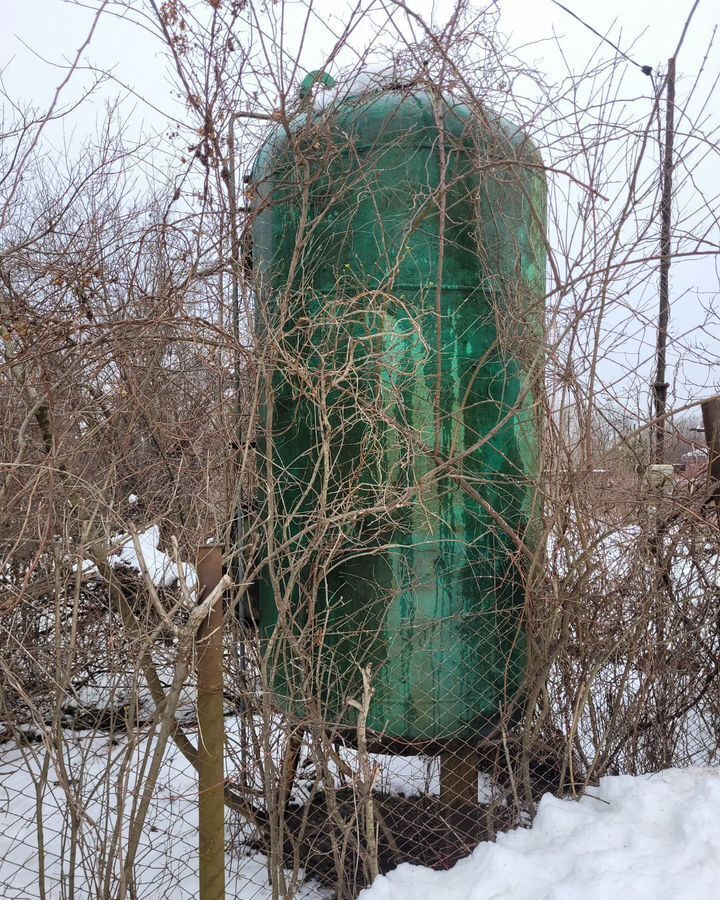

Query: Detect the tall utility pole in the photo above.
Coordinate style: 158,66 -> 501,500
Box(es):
653,57 -> 676,464
226,115 -> 251,789
226,116 -> 244,564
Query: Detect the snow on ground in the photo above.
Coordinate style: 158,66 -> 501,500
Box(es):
0,718 -> 325,900
4,716 -> 720,900
359,767 -> 720,900
61,664 -> 202,727
335,751 -> 496,804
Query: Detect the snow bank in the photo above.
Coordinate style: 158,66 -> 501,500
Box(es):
77,525 -> 197,592
110,525 -> 192,588
359,768 -> 720,900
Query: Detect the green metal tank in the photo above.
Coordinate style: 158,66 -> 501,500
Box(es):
251,75 -> 546,749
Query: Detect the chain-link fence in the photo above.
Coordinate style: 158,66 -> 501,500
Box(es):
3,470 -> 719,900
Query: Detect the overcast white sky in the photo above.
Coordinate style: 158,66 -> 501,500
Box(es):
4,1 -> 716,132
2,0 -> 719,414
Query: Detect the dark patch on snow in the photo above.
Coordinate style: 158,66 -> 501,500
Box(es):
247,789 -> 518,896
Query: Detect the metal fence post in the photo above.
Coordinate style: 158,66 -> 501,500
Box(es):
196,543 -> 226,900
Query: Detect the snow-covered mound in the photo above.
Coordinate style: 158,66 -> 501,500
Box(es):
109,525 -> 191,588
360,768 -> 720,900
77,525 -> 197,592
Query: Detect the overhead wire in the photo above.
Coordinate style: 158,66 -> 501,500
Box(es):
549,0 -> 654,76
